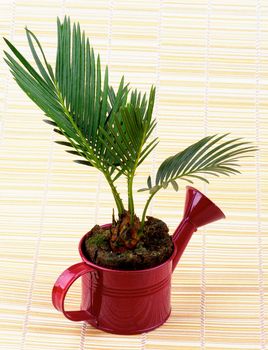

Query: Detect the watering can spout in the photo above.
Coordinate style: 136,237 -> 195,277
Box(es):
172,186 -> 225,271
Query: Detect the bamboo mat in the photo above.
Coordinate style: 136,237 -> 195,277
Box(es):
0,0 -> 267,349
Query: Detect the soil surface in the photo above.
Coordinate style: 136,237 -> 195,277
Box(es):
83,216 -> 174,270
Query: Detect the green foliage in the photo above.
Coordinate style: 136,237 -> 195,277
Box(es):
99,87 -> 158,178
3,17 -> 256,230
3,16 -> 157,216
140,134 -> 256,195
4,18 -> 130,176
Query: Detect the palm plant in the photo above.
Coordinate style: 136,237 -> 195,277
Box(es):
4,17 -> 256,252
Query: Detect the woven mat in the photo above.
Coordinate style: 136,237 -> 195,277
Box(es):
0,1 -> 267,349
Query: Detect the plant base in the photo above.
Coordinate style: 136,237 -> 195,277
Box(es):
84,216 -> 174,270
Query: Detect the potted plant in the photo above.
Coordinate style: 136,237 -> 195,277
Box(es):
4,17 -> 256,335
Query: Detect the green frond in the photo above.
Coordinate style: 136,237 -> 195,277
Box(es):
4,17 -> 131,173
99,85 -> 158,177
154,134 -> 256,189
4,17 -> 134,214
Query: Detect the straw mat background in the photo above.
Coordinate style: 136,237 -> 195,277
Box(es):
0,0 -> 267,349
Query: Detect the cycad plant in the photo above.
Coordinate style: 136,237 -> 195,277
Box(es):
4,17 -> 255,254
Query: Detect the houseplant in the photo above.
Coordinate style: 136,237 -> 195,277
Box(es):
4,17 -> 256,334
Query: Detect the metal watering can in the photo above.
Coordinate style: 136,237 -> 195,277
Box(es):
52,186 -> 225,334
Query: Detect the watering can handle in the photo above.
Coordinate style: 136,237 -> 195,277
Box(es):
52,262 -> 97,323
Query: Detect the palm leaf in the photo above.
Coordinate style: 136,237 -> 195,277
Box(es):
4,16 -> 131,174
99,86 -> 158,178
154,134 -> 256,190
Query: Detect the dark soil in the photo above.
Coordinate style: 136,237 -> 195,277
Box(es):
83,216 -> 174,270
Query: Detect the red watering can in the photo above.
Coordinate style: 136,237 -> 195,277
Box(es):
52,186 -> 225,334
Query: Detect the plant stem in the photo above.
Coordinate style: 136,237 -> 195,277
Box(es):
128,175 -> 135,224
104,173 -> 125,215
128,131 -> 147,225
141,187 -> 161,230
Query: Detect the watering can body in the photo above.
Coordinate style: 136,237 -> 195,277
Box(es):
52,186 -> 225,335
52,228 -> 175,334
80,255 -> 173,334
